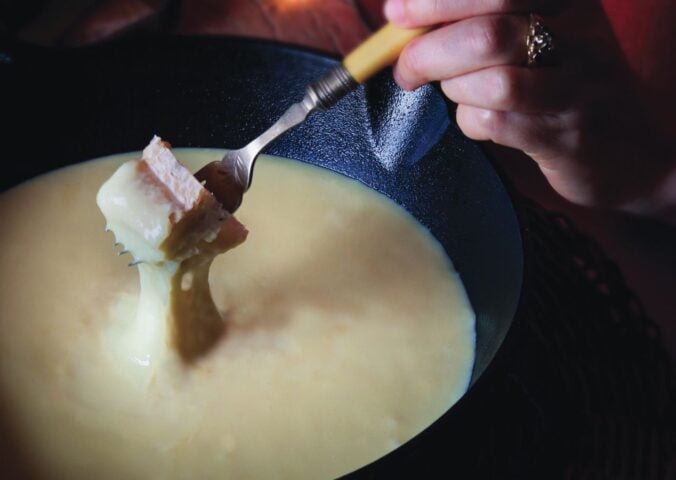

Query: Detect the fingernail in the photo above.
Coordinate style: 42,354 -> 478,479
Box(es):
384,0 -> 405,23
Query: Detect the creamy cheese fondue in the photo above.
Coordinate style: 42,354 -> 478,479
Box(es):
0,149 -> 475,479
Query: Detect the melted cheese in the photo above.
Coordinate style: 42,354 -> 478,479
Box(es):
0,149 -> 475,480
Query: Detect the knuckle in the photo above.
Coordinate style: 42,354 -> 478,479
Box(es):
490,68 -> 519,110
469,17 -> 508,58
399,40 -> 427,82
401,0 -> 421,20
467,19 -> 499,58
408,0 -> 450,22
490,0 -> 531,14
559,112 -> 587,150
495,15 -> 521,50
489,0 -> 512,13
475,108 -> 503,134
456,106 -> 503,140
399,0 -> 413,18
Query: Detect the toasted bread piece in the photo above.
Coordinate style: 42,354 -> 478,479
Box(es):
97,136 -> 247,263
98,137 -> 248,363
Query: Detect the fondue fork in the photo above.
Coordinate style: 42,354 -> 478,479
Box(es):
195,23 -> 429,213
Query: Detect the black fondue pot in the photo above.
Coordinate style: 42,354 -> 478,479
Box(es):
0,36 -> 524,478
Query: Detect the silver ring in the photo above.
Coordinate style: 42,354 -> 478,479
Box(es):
526,14 -> 556,67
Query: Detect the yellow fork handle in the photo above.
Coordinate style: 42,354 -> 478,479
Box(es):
343,23 -> 430,84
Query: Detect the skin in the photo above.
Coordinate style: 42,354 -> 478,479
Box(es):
383,0 -> 676,223
56,0 -> 675,223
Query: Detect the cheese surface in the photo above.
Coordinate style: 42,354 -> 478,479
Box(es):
0,149 -> 475,480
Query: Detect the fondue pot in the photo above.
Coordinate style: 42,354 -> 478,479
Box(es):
0,36 -> 524,478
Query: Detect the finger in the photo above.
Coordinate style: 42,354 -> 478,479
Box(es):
394,14 -> 529,90
456,105 -> 583,168
456,105 -> 603,205
457,105 -> 542,147
384,0 -> 568,28
441,65 -> 572,113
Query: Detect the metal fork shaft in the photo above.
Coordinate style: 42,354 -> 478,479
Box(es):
232,65 -> 358,190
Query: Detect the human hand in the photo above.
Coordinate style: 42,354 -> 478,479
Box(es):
55,0 -> 675,221
384,0 -> 676,222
